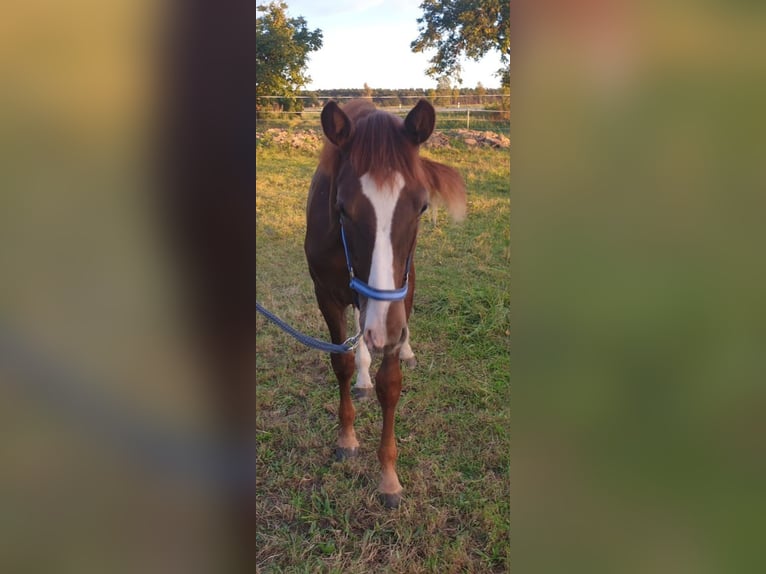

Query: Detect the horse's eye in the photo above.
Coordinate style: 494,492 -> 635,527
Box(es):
419,203 -> 429,215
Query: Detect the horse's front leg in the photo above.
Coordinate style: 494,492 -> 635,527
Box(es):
331,350 -> 359,460
352,308 -> 375,399
318,297 -> 360,461
375,352 -> 403,508
399,263 -> 417,368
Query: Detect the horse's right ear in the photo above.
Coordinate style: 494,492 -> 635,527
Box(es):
404,99 -> 435,145
321,101 -> 353,148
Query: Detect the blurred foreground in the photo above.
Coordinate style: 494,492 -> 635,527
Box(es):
0,1 -> 254,570
515,1 -> 766,572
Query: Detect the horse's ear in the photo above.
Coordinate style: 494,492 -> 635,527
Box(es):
404,99 -> 435,145
321,101 -> 353,148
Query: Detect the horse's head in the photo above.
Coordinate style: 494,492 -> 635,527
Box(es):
319,99 -> 466,353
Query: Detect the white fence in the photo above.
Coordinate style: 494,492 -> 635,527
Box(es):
257,96 -> 509,132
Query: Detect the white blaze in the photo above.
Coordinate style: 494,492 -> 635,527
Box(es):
360,172 -> 402,349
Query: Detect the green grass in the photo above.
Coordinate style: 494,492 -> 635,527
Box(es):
256,139 -> 510,572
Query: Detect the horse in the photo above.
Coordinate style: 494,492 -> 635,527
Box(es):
305,99 -> 467,508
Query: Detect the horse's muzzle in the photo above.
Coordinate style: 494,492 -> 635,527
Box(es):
363,326 -> 408,355
361,301 -> 408,354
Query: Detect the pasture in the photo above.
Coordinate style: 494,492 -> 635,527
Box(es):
256,129 -> 510,572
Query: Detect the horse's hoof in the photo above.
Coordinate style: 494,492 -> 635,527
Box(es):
335,446 -> 358,461
352,386 -> 375,400
380,492 -> 402,509
401,356 -> 417,369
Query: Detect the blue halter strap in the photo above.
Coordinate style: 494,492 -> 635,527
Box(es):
340,223 -> 411,306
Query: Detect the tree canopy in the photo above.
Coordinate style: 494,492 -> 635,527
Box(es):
411,0 -> 510,87
256,2 -> 322,111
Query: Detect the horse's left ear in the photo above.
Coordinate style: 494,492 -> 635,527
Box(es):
404,99 -> 435,145
321,101 -> 354,148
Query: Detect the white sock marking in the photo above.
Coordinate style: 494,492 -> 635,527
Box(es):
353,308 -> 373,389
399,329 -> 414,361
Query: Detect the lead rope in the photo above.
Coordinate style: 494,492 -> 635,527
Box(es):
256,302 -> 361,354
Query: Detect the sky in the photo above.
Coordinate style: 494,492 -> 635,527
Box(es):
264,0 -> 505,91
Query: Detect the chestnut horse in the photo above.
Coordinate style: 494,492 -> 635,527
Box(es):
305,99 -> 466,507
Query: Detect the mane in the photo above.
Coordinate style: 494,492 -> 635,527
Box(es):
319,100 -> 424,189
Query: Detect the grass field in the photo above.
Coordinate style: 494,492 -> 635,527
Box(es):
256,133 -> 510,572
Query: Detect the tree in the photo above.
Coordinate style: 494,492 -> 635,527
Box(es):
256,2 -> 322,112
436,75 -> 453,106
476,81 -> 486,104
411,0 -> 509,88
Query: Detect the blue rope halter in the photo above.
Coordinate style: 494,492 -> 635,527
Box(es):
340,223 -> 411,306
